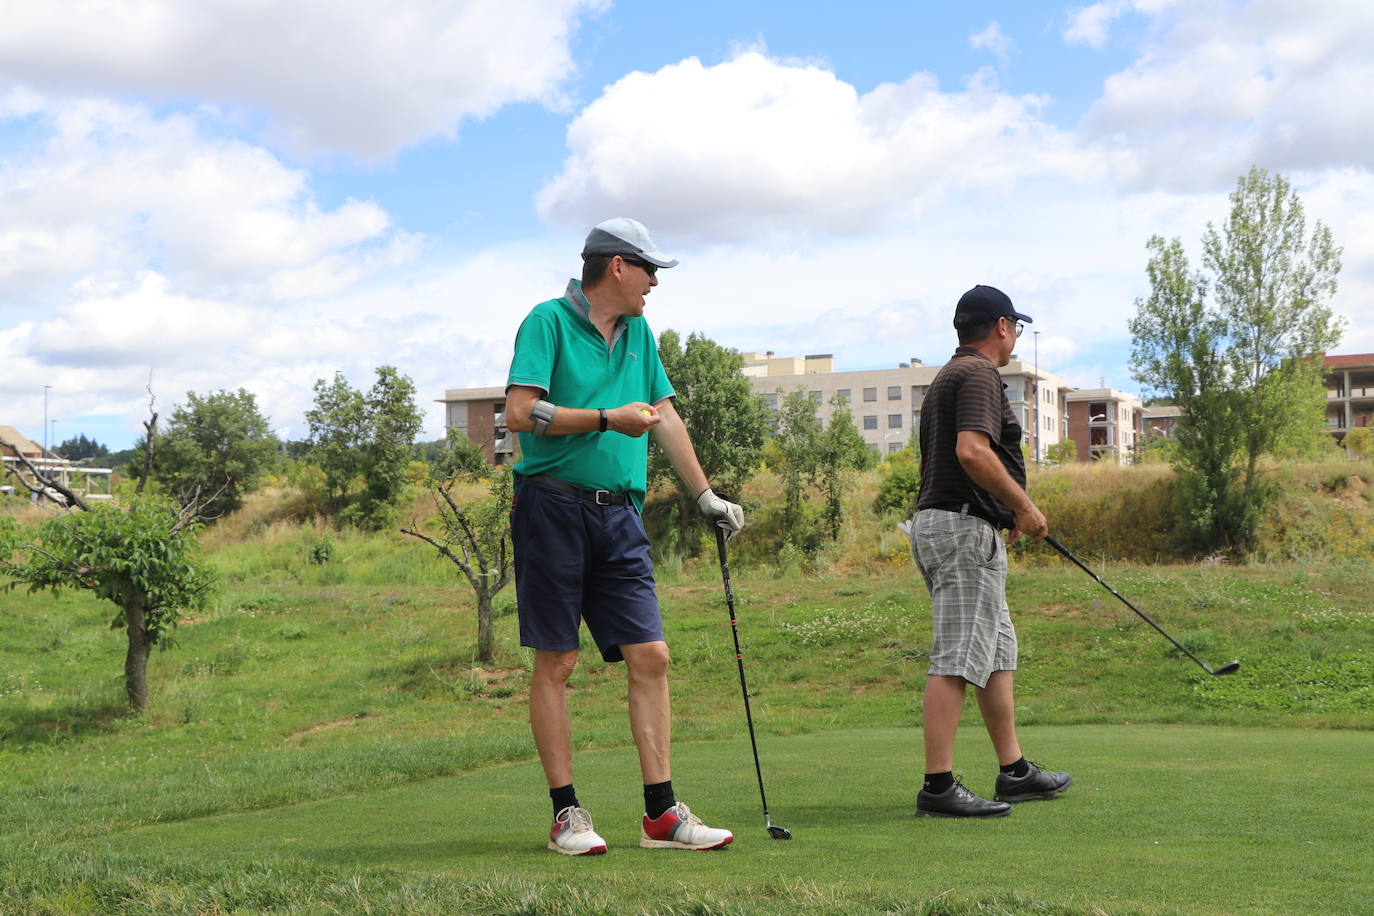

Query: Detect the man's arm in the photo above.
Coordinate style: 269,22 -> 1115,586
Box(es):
650,399 -> 744,537
647,398 -> 708,495
505,385 -> 660,437
955,429 -> 1047,542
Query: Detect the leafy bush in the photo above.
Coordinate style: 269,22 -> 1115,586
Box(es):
873,448 -> 920,517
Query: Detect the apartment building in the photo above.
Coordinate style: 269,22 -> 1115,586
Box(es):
1064,389 -> 1144,463
437,386 -> 513,465
1322,353 -> 1374,442
741,351 -> 1074,460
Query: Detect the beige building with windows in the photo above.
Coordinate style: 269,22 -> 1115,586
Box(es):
437,386 -> 512,465
1063,389 -> 1144,463
740,351 -> 1074,461
1322,353 -> 1374,443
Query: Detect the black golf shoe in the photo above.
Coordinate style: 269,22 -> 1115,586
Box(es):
994,761 -> 1072,802
916,778 -> 1011,818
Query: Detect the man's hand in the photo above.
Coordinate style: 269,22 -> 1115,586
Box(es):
1009,502 -> 1048,544
696,488 -> 745,540
607,402 -> 661,437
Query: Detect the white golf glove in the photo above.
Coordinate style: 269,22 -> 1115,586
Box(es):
696,488 -> 745,541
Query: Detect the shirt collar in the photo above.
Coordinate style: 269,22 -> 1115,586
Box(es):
565,278 -> 629,349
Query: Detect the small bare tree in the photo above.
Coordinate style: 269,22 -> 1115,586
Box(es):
401,465 -> 513,664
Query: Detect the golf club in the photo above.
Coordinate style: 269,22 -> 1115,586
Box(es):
715,525 -> 792,840
1045,535 -> 1240,677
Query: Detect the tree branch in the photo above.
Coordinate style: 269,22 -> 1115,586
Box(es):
0,436 -> 89,511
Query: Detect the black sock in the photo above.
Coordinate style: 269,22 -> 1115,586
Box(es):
550,784 -> 578,817
923,771 -> 955,794
1000,757 -> 1030,778
643,780 -> 676,819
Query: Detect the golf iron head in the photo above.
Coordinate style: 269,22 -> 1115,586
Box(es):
766,820 -> 792,840
1211,660 -> 1241,676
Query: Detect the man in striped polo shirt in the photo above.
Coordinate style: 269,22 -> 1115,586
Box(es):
911,285 -> 1072,818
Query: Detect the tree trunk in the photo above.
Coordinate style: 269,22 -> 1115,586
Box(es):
124,601 -> 151,711
475,592 -> 495,664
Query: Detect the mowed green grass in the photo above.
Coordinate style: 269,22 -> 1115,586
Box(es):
4,536 -> 1374,914
100,724 -> 1374,915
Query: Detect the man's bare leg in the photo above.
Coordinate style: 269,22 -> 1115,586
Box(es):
921,673 -> 968,773
622,640 -> 672,784
530,648 -> 579,787
974,669 -> 1022,766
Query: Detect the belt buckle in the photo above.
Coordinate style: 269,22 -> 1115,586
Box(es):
594,489 -> 612,506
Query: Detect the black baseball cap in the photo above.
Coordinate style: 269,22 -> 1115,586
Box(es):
953,285 -> 1032,327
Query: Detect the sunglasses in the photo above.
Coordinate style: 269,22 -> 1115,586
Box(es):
620,255 -> 658,277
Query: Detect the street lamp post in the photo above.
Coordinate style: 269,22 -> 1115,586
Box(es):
43,385 -> 52,465
1033,330 -> 1040,464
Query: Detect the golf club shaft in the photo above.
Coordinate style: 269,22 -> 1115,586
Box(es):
1045,535 -> 1220,675
715,526 -> 774,823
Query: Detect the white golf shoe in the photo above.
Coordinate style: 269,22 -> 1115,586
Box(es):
639,801 -> 734,850
548,805 -> 607,855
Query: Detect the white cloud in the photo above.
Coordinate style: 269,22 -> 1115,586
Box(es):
1064,2 -> 1130,49
0,97 -> 411,300
0,0 -> 606,158
1084,0 -> 1374,189
537,51 -> 1093,240
970,20 -> 1015,67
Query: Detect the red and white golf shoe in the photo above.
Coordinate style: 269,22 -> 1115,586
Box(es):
548,805 -> 607,855
639,802 -> 734,850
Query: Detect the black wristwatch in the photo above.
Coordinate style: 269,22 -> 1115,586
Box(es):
598,408 -> 608,433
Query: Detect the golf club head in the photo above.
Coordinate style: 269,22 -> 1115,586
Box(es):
766,824 -> 792,840
1212,660 -> 1241,676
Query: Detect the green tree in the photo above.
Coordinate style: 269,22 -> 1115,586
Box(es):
0,497 -> 214,711
1343,427 -> 1373,460
1045,438 -> 1078,466
56,434 -> 109,462
1130,167 -> 1344,553
874,447 -> 921,516
401,464 -> 512,664
651,330 -> 767,498
306,366 -> 425,530
816,397 -> 873,539
773,389 -> 824,535
155,389 -> 279,518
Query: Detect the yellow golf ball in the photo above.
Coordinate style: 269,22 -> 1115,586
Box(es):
641,409 -> 652,416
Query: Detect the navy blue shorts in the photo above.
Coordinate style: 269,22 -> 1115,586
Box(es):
510,477 -> 663,663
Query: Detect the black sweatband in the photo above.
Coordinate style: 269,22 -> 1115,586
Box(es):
598,408 -> 608,433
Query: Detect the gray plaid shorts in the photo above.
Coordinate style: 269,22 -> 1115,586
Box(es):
910,508 -> 1017,688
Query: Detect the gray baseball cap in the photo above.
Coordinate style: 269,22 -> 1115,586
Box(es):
581,217 -> 679,268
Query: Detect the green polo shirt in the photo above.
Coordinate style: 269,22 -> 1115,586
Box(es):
507,279 -> 674,511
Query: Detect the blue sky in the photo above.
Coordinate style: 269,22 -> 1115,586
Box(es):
3,0 -> 1372,451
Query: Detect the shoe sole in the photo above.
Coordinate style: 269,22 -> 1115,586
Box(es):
995,775 -> 1073,803
639,836 -> 734,850
915,807 -> 1010,818
548,841 -> 607,855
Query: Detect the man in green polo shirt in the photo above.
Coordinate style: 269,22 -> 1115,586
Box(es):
505,217 -> 746,855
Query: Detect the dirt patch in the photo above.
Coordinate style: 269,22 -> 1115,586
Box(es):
284,714 -> 377,742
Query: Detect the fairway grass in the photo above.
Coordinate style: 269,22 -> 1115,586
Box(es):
78,725 -> 1374,915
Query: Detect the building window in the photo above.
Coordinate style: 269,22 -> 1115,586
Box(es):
887,386 -> 901,400
836,388 -> 851,403
888,442 -> 902,453
808,390 -> 822,404
863,415 -> 878,430
765,393 -> 778,411
888,414 -> 902,428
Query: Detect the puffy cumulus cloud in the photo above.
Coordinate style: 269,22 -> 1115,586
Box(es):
536,51 -> 1097,240
0,0 -> 606,158
1063,0 -> 1178,49
1084,0 -> 1374,189
0,97 -> 410,300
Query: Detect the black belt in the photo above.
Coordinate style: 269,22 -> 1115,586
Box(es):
524,474 -> 629,506
923,501 -> 1003,529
